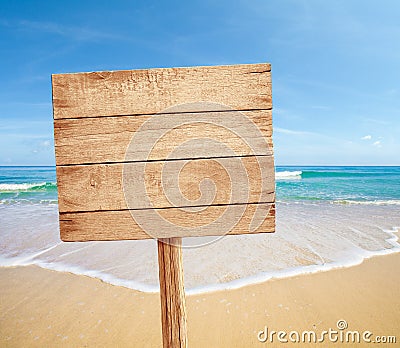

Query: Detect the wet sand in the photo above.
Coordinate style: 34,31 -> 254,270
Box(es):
0,253 -> 399,347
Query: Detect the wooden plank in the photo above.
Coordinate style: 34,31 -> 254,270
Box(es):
54,110 -> 273,165
56,156 -> 275,213
52,63 -> 271,120
157,238 -> 187,348
52,63 -> 275,243
59,203 -> 275,241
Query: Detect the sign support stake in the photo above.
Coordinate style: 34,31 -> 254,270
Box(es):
157,237 -> 188,348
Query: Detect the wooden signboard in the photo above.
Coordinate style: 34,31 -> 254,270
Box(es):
52,63 -> 275,347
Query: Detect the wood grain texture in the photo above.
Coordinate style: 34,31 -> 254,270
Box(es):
52,64 -> 271,120
53,63 -> 275,241
56,156 -> 275,213
54,110 -> 273,165
158,238 -> 187,348
59,203 -> 275,241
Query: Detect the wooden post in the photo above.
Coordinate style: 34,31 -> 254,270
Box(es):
157,237 -> 188,348
52,64 -> 275,348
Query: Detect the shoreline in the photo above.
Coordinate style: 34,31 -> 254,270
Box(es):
1,252 -> 399,347
2,246 -> 400,296
1,225 -> 398,296
1,201 -> 399,296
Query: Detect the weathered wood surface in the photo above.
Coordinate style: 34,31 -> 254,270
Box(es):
59,203 -> 275,241
158,238 -> 187,348
54,110 -> 273,165
57,156 -> 274,213
53,63 -> 275,241
52,64 -> 271,119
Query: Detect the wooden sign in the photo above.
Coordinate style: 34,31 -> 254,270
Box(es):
52,63 -> 275,347
53,63 -> 275,242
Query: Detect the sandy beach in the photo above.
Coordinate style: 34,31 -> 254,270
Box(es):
1,252 -> 398,347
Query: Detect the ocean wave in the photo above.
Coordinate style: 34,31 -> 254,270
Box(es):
0,199 -> 58,205
333,199 -> 400,206
1,230 -> 399,296
276,168 -> 400,180
300,170 -> 396,178
0,182 -> 57,192
0,202 -> 399,295
275,170 -> 302,179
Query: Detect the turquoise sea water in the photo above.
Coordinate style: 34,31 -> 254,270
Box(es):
1,165 -> 400,205
0,165 -> 399,293
276,166 -> 400,204
0,166 -> 57,204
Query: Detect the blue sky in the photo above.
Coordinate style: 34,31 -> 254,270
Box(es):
0,0 -> 399,165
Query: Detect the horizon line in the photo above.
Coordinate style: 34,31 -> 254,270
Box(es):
0,164 -> 399,168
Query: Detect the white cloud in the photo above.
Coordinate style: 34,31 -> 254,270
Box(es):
40,140 -> 51,147
361,135 -> 372,140
364,118 -> 390,126
373,141 -> 382,147
310,105 -> 330,110
12,20 -> 125,42
275,127 -> 315,136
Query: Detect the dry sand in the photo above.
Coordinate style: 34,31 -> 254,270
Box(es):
1,253 -> 399,347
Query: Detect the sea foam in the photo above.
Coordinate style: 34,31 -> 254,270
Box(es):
275,170 -> 302,179
333,199 -> 400,206
0,182 -> 48,191
0,202 -> 399,294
